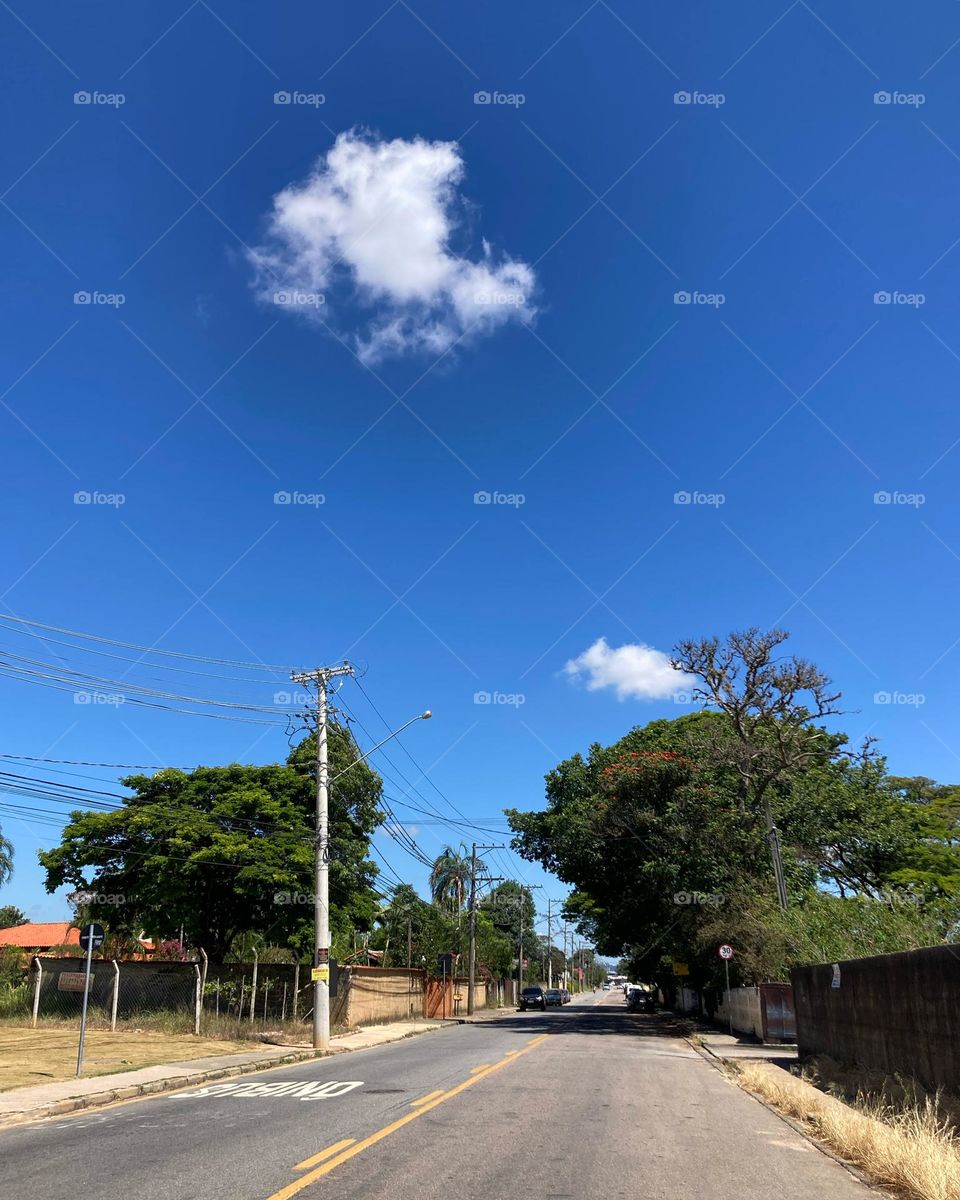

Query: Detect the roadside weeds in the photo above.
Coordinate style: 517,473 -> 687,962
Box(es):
728,1059 -> 960,1200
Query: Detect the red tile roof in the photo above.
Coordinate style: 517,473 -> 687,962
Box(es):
0,922 -> 80,948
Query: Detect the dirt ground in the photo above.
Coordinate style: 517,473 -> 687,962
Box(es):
0,1026 -> 252,1091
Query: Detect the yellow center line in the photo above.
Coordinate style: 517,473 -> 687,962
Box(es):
294,1140 -> 356,1171
409,1089 -> 444,1107
268,1037 -> 550,1200
469,1064 -> 492,1074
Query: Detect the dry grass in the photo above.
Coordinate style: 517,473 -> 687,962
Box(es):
0,1026 -> 253,1092
732,1060 -> 960,1200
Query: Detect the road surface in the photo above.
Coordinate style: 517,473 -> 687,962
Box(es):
0,990 -> 869,1200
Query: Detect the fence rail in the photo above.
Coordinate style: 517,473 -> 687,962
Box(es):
17,959 -> 504,1034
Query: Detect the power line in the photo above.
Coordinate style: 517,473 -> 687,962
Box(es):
0,613 -> 296,672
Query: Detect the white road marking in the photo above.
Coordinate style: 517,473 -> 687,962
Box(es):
168,1080 -> 363,1102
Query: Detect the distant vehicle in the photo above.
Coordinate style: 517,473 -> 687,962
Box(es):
626,985 -> 655,1013
560,988 -> 571,1004
544,988 -> 563,1006
519,986 -> 547,1011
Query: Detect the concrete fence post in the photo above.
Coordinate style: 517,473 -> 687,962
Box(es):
292,961 -> 300,1021
31,957 -> 42,1028
194,964 -> 202,1036
110,960 -> 120,1031
249,949 -> 258,1025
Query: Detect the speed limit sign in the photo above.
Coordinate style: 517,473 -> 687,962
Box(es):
718,944 -> 734,960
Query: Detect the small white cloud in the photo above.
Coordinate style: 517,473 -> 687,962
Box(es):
249,130 -> 535,363
564,638 -> 693,701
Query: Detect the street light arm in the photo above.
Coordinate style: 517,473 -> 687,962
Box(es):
329,711 -> 432,785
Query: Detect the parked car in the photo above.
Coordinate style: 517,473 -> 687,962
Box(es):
560,988 -> 571,1004
544,988 -> 563,1006
518,986 -> 547,1011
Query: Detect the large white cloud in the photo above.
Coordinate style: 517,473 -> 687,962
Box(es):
249,131 -> 535,363
564,638 -> 693,701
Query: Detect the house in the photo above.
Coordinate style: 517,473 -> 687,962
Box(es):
0,922 -> 81,953
0,922 -> 156,959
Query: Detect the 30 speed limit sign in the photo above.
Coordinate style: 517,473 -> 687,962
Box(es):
718,944 -> 734,960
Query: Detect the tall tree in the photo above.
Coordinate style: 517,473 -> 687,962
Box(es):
672,628 -> 842,907
0,831 -> 12,888
428,845 -> 471,915
38,725 -> 383,960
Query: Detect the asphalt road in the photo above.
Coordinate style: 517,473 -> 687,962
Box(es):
0,990 -> 870,1200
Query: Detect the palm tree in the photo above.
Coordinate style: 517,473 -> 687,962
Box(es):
429,845 -> 471,916
0,832 -> 12,888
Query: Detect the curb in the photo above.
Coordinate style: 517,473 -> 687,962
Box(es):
0,1020 -> 451,1129
0,1049 -> 320,1129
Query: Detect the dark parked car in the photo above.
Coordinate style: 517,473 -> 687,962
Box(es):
544,988 -> 563,1006
560,988 -> 571,1004
518,986 -> 547,1011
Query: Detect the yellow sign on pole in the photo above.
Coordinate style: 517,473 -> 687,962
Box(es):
311,966 -> 329,983
672,961 -> 689,976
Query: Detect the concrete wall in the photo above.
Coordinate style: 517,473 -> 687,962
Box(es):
717,986 -> 763,1038
715,985 -> 796,1042
791,945 -> 960,1092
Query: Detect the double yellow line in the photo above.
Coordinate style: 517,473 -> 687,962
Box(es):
268,1035 -> 550,1200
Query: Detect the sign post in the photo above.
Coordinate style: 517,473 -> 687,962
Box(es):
718,944 -> 734,1035
76,922 -> 105,1077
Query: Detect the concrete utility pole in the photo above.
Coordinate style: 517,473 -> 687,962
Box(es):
467,844 -> 504,1016
518,884 -> 542,991
291,665 -> 432,1051
292,664 -> 354,1051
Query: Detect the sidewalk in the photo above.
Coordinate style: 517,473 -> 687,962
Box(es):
0,1019 -> 445,1128
694,1028 -> 798,1066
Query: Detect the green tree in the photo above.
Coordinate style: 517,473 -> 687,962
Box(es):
672,628 -> 841,907
428,845 -> 471,916
480,880 -> 542,972
0,905 -> 27,929
0,831 -> 12,888
38,725 -> 383,960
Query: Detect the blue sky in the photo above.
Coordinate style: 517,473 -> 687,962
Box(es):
2,2 -> 960,934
